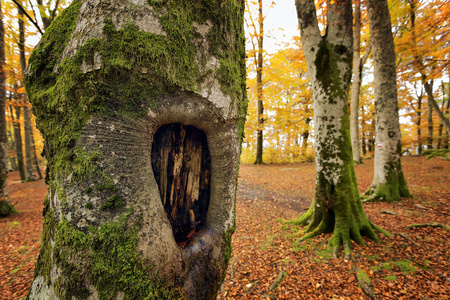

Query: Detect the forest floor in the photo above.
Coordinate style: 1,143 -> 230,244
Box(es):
0,156 -> 449,300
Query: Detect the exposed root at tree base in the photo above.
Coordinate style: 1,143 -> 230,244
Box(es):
283,208 -> 390,259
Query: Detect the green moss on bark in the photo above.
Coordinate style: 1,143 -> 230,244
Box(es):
34,208 -> 181,300
26,1 -> 246,297
26,0 -> 246,186
281,38 -> 387,256
0,200 -> 12,217
364,143 -> 412,202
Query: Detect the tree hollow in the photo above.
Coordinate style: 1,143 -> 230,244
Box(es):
151,123 -> 211,244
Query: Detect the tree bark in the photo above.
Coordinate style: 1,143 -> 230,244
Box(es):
424,79 -> 450,134
425,81 -> 434,149
416,93 -> 423,154
254,0 -> 264,164
350,0 -> 362,164
11,105 -> 25,182
283,0 -> 386,257
25,1 -> 246,299
17,0 -> 34,181
0,0 -> 13,217
365,0 -> 412,201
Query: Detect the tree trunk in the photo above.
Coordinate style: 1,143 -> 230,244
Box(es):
0,0 -> 13,217
416,93 -> 423,154
11,105 -> 25,182
254,0 -> 264,164
17,1 -> 35,181
25,1 -> 246,299
350,0 -> 362,164
361,106 -> 367,155
284,0 -> 386,257
365,0 -> 412,201
425,81 -> 434,149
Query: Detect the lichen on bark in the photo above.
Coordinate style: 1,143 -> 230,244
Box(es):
25,0 -> 246,299
281,0 -> 388,257
364,0 -> 412,202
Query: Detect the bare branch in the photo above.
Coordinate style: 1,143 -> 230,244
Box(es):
11,0 -> 43,35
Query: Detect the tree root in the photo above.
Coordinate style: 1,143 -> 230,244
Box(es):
407,222 -> 447,229
354,267 -> 379,300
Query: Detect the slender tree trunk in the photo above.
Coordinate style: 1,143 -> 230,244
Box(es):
11,105 -> 25,181
436,87 -> 446,149
0,0 -> 14,217
350,0 -> 362,164
416,94 -> 422,154
365,0 -> 412,201
425,81 -> 434,149
442,83 -> 450,149
17,0 -> 34,181
254,0 -> 264,164
284,0 -> 386,257
361,106 -> 367,155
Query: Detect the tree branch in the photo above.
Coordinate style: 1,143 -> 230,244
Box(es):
12,0 -> 43,35
50,0 -> 60,22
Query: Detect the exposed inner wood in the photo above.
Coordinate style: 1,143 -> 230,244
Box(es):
151,123 -> 211,244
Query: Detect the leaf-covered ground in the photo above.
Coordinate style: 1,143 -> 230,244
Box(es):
1,156 -> 449,299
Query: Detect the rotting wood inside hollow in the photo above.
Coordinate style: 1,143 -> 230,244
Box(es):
151,123 -> 211,244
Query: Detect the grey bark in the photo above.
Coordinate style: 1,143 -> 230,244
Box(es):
26,1 -> 246,299
287,0 -> 384,255
366,0 -> 411,201
350,0 -> 362,164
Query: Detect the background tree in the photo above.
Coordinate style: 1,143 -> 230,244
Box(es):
246,0 -> 266,164
365,0 -> 412,201
350,0 -> 371,164
0,0 -> 15,217
283,0 -> 386,257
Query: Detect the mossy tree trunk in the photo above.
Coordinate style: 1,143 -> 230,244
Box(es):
365,0 -> 412,202
0,0 -> 14,217
25,1 -> 246,299
285,0 -> 386,257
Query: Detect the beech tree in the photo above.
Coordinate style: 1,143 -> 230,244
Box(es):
350,0 -> 371,164
26,0 -> 246,299
365,0 -> 412,201
0,0 -> 15,217
283,0 -> 386,257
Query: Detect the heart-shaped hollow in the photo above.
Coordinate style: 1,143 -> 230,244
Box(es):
151,123 -> 211,244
